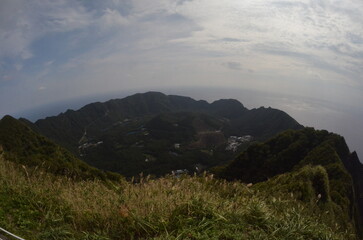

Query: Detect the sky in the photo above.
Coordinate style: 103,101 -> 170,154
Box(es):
0,0 -> 362,155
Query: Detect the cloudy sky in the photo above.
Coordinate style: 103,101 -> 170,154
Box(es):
1,0 -> 363,153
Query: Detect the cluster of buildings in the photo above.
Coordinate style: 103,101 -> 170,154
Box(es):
225,135 -> 252,152
79,141 -> 103,150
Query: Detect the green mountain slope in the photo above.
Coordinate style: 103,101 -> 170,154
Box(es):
0,115 -> 120,181
343,151 -> 363,234
26,92 -> 302,176
82,111 -> 230,176
220,127 -> 363,237
33,92 -> 301,147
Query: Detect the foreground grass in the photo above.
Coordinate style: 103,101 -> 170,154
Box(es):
0,154 -> 357,240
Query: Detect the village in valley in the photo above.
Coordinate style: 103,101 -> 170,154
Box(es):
225,135 -> 252,152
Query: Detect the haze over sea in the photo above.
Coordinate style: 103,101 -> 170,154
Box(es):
14,86 -> 363,161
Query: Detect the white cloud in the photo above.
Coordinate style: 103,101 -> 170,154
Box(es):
99,8 -> 129,28
172,0 -> 363,85
0,0 -> 93,60
34,0 -> 360,106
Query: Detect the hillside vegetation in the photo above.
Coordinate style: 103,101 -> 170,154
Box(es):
220,127 -> 363,237
0,115 -> 120,181
0,153 -> 357,240
26,92 -> 302,177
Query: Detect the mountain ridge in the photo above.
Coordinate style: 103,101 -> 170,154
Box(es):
31,91 -> 301,145
25,92 -> 303,176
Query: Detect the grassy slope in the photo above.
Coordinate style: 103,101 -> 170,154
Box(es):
0,153 -> 357,240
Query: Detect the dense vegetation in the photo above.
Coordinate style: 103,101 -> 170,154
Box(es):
220,127 -> 363,237
81,111 -> 239,177
0,115 -> 120,181
25,92 -> 302,176
0,153 -> 358,240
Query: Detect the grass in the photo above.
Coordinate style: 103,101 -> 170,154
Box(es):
0,153 -> 357,240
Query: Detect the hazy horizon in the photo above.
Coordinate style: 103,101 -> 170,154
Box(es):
8,87 -> 362,160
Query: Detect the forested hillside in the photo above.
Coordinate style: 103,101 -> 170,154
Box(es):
24,92 -> 302,176
0,115 -> 120,181
220,127 -> 363,237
